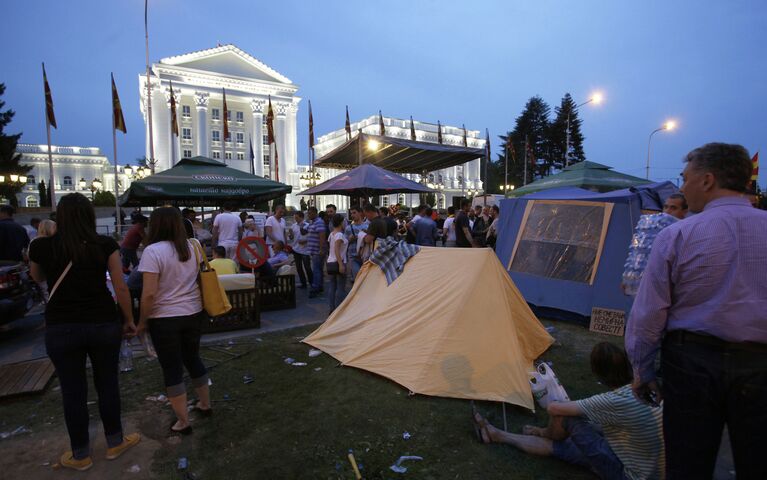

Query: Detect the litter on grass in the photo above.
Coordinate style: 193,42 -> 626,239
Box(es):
292,362 -> 308,367
126,464 -> 141,473
242,375 -> 254,384
284,357 -> 295,365
308,349 -> 322,357
402,432 -> 412,440
314,367 -> 322,371
390,455 -> 423,474
0,426 -> 30,439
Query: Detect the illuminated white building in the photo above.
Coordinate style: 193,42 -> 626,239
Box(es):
310,115 -> 485,210
12,144 -> 131,207
138,44 -> 303,206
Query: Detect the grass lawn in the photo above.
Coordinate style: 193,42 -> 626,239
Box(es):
1,319 -> 622,479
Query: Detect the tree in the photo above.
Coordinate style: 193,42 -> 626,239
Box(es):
93,190 -> 116,206
504,96 -> 552,186
38,180 -> 48,208
0,84 -> 32,207
549,93 -> 585,169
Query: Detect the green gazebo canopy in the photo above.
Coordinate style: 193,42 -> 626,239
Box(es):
119,156 -> 292,207
511,161 -> 651,196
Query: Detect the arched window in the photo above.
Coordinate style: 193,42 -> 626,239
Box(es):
63,176 -> 72,187
437,174 -> 443,184
26,196 -> 38,208
26,175 -> 35,185
428,173 -> 435,183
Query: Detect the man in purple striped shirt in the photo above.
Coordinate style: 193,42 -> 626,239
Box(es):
626,143 -> 767,479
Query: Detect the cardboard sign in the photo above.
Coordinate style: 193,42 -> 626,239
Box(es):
590,307 -> 626,336
236,236 -> 268,269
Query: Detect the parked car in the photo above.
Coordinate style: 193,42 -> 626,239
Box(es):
0,261 -> 34,325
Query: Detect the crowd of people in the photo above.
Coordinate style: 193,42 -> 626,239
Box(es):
1,142 -> 763,477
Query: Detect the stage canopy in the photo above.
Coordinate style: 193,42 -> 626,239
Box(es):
119,156 -> 291,207
313,132 -> 486,174
298,163 -> 435,198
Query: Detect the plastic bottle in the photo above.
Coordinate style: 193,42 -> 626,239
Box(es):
119,339 -> 134,372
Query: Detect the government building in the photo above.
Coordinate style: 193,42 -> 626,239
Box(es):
311,116 -> 484,210
11,144 -> 131,207
138,44 -> 303,206
139,44 -> 484,210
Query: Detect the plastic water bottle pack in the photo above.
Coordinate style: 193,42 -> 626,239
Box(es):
622,213 -> 678,295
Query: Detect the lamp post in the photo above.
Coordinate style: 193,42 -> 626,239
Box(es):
82,177 -> 101,200
646,120 -> 676,180
300,169 -> 321,207
0,174 -> 28,206
565,92 -> 603,167
500,184 -> 515,197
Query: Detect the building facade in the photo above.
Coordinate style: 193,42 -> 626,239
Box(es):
310,115 -> 485,210
139,44 -> 302,206
12,144 -> 131,207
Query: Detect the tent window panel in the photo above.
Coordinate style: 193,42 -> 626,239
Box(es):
510,201 -> 608,284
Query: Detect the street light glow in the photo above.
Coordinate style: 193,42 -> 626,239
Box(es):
591,92 -> 604,105
664,120 -> 676,131
367,139 -> 380,151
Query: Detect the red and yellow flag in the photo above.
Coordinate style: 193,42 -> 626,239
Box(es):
410,116 -> 416,141
222,88 -> 230,140
462,124 -> 468,147
308,100 -> 315,149
42,63 -> 57,129
169,80 -> 178,136
437,120 -> 443,144
752,152 -> 759,182
267,96 -> 279,181
111,73 -> 126,134
345,105 -> 351,141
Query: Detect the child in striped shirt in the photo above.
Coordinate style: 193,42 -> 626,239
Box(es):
474,342 -> 665,479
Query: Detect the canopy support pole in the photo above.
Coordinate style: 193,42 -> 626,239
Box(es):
502,402 -> 507,431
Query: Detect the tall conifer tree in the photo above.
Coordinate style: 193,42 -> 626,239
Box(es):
0,84 -> 32,207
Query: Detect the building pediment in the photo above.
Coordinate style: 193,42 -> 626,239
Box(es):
159,44 -> 292,85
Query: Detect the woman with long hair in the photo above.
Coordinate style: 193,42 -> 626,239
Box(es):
28,193 -> 140,471
136,207 -> 211,435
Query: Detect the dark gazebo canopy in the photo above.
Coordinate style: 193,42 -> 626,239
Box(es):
298,163 -> 435,198
313,132 -> 486,173
119,156 -> 291,207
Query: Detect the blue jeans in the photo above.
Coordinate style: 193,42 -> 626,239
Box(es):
349,257 -> 363,281
552,417 -> 627,479
662,332 -> 767,479
45,322 -> 124,460
310,253 -> 324,292
327,272 -> 347,311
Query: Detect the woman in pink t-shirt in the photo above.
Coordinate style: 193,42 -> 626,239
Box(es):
137,207 -> 211,435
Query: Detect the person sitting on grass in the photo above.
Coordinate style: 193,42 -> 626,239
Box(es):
473,342 -> 665,480
209,246 -> 238,275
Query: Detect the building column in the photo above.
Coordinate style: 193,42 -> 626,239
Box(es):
150,78 -> 170,172
250,98 -> 265,176
276,102 -> 288,184
195,92 -> 210,157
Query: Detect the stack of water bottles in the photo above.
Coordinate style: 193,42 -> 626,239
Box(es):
622,213 -> 678,296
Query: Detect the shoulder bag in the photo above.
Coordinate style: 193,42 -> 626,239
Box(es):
190,239 -> 232,317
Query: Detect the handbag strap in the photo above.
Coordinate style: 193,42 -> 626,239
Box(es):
48,261 -> 73,302
190,238 -> 211,272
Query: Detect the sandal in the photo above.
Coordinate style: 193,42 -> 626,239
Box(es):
169,421 -> 193,436
191,405 -> 213,418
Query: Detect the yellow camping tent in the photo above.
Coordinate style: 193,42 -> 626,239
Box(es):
303,247 -> 554,410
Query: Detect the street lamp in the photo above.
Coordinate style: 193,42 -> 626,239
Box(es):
646,120 -> 677,180
79,177 -> 87,190
565,91 -> 604,167
500,184 -> 515,197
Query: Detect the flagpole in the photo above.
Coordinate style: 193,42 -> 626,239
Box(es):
504,141 -> 509,198
45,120 -> 55,209
113,125 -> 120,236
144,0 -> 156,174
484,129 -> 489,207
523,137 -> 528,187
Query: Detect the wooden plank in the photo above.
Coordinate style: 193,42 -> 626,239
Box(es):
0,363 -> 33,396
19,360 -> 52,393
0,359 -> 55,398
30,362 -> 56,392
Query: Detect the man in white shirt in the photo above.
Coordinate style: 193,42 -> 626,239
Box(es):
290,210 -> 312,289
442,206 -> 457,247
212,202 -> 243,259
264,205 -> 287,255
